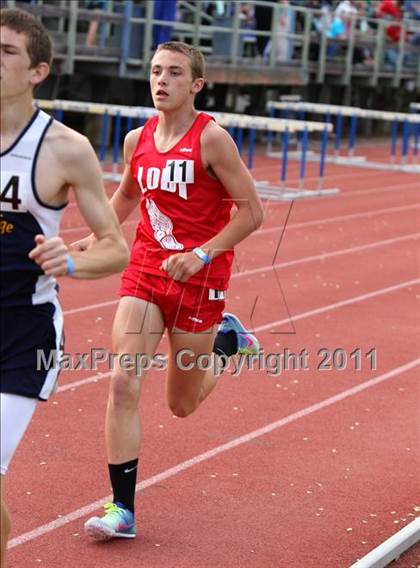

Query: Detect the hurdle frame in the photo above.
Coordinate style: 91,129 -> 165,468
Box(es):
348,517 -> 420,568
38,99 -> 340,202
267,101 -> 420,173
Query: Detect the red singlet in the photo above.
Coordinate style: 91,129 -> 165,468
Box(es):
128,112 -> 234,290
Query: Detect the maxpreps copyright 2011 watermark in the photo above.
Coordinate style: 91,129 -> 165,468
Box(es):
37,347 -> 377,377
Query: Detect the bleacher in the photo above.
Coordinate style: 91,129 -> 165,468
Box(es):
3,0 -> 420,89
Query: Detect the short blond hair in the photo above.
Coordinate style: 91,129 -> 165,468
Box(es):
154,41 -> 205,80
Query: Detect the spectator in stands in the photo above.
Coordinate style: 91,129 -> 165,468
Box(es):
254,0 -> 276,55
306,0 -> 333,61
240,2 -> 257,57
327,1 -> 374,65
364,0 -> 379,20
311,0 -> 333,34
355,0 -> 371,32
153,0 -> 177,48
335,0 -> 358,18
328,0 -> 358,41
375,0 -> 407,67
85,0 -> 106,47
409,31 -> 420,45
327,5 -> 351,47
375,0 -> 404,43
263,0 -> 295,63
353,0 -> 375,65
403,1 -> 420,64
403,0 -> 420,20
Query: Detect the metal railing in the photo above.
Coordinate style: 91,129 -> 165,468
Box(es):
5,0 -> 420,88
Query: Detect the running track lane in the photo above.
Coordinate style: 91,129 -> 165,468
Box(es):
6,278 -> 420,560
7,360 -> 419,568
57,202 -> 420,314
4,166 -> 419,567
53,224 -> 419,391
7,278 -> 419,526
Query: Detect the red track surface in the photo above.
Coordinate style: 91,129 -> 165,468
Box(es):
5,154 -> 420,568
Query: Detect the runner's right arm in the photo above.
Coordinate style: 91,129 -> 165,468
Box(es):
30,126 -> 129,279
108,128 -> 142,223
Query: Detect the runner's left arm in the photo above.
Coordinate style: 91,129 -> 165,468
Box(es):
162,121 -> 263,282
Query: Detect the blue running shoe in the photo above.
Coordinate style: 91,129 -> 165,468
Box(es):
84,502 -> 136,541
218,313 -> 260,355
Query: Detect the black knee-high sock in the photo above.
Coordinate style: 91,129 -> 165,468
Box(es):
213,330 -> 238,357
108,458 -> 138,513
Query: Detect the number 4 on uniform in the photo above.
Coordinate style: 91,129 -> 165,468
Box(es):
0,176 -> 21,210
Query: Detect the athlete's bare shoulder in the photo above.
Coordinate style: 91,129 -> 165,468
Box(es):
200,118 -> 236,168
34,119 -> 103,206
201,118 -> 229,145
44,120 -> 96,169
124,126 -> 143,162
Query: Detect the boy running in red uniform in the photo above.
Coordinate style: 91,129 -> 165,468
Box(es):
83,42 -> 264,540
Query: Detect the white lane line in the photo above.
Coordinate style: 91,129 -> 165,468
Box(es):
64,299 -> 118,315
63,178 -> 420,220
98,162 -> 411,184
58,276 -> 419,393
310,180 -> 420,198
57,371 -> 113,393
61,218 -> 138,235
63,232 -> 420,316
60,200 -> 420,237
259,181 -> 420,201
9,358 -> 420,549
257,203 -> 420,236
253,278 -> 420,333
251,160 -> 417,183
232,232 -> 420,278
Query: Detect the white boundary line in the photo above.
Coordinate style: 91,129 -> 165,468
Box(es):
342,181 -> 420,198
58,276 -> 420,393
61,195 -> 420,236
233,232 -> 420,278
253,278 -> 420,333
258,203 -> 420,236
257,182 -> 420,200
9,358 -> 420,549
250,161 -> 418,183
64,299 -> 118,316
63,233 -> 420,316
64,178 -> 420,212
62,147 -> 419,214
57,371 -> 113,393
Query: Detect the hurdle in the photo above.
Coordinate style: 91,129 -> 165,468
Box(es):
268,94 -> 303,152
38,99 -> 339,201
267,101 -> 420,173
410,103 -> 420,160
348,517 -> 420,568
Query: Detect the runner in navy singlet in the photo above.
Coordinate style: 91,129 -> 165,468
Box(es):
0,8 -> 128,565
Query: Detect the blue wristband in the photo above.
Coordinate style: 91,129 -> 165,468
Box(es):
66,254 -> 75,276
192,247 -> 211,265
